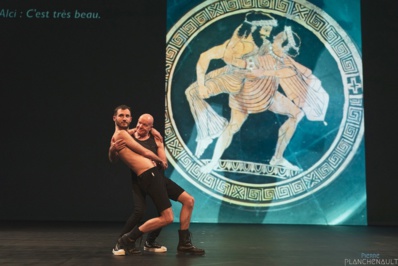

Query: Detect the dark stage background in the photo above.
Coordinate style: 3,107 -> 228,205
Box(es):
0,0 -> 397,226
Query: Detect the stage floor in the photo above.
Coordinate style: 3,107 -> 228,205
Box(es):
0,221 -> 397,266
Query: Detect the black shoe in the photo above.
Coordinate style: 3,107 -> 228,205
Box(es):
177,243 -> 205,255
112,234 -> 141,255
177,230 -> 205,255
144,240 -> 167,253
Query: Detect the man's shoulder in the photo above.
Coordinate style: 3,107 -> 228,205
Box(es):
114,129 -> 129,140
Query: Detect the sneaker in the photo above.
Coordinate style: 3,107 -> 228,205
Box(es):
112,241 -> 126,256
112,234 -> 141,255
144,240 -> 167,253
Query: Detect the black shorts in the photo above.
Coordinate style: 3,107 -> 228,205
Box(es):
137,167 -> 184,213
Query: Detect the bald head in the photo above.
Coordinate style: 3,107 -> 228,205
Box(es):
136,113 -> 154,138
139,113 -> 154,126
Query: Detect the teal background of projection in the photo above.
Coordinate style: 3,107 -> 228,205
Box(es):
165,0 -> 366,225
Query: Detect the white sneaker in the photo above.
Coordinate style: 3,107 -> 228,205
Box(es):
143,241 -> 167,253
112,243 -> 126,256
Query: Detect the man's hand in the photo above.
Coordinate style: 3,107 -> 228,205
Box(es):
109,139 -> 127,163
156,160 -> 168,170
112,139 -> 127,152
162,159 -> 168,169
150,128 -> 163,143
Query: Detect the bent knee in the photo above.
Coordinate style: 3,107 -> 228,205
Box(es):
161,209 -> 174,225
165,216 -> 174,225
186,195 -> 195,209
162,214 -> 174,225
178,192 -> 195,209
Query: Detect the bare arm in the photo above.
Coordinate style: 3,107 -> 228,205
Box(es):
222,36 -> 248,68
154,137 -> 168,169
196,41 -> 228,98
108,141 -> 118,163
115,130 -> 166,167
108,139 -> 126,163
196,44 -> 226,84
150,127 -> 163,143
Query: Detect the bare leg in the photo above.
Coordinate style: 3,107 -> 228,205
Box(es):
268,92 -> 304,170
138,207 -> 174,233
177,191 -> 194,230
120,208 -> 174,255
175,192 -> 205,255
185,85 -> 228,157
201,109 -> 248,173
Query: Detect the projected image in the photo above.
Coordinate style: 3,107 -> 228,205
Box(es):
185,21 -> 329,174
165,0 -> 366,225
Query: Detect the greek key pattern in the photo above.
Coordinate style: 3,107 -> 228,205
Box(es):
166,148 -> 328,204
321,25 -> 341,45
306,10 -> 327,32
341,56 -> 359,74
347,106 -> 363,125
173,155 -> 333,204
349,97 -> 363,107
193,10 -> 212,26
333,40 -> 350,58
335,138 -> 353,158
274,0 -> 291,13
257,0 -> 274,9
343,123 -> 359,143
221,0 -> 240,11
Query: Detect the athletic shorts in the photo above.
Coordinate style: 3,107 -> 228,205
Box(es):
137,167 -> 184,213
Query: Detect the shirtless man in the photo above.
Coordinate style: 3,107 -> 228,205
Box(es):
110,105 -> 205,255
109,115 -> 168,254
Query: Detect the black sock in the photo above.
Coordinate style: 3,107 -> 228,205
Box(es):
128,226 -> 143,240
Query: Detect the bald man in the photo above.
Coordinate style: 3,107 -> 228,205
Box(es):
110,112 -> 169,254
110,105 -> 204,255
